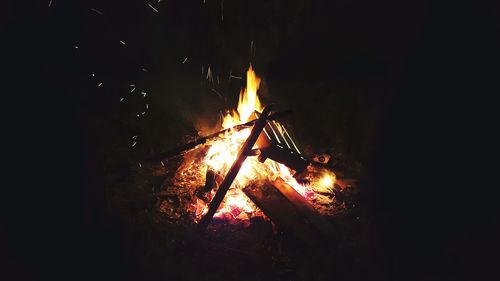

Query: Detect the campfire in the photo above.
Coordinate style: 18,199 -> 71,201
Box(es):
155,65 -> 352,237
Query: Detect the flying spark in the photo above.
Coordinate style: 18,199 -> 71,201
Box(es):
206,66 -> 213,82
211,88 -> 222,98
221,0 -> 224,22
229,71 -> 242,80
148,4 -> 159,12
90,8 -> 103,15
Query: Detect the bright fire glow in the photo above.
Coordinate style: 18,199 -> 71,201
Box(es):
320,174 -> 334,189
222,65 -> 262,129
190,65 -> 316,220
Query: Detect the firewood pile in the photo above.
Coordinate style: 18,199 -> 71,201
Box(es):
148,66 -> 358,242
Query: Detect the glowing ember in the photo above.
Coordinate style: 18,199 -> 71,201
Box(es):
320,174 -> 334,189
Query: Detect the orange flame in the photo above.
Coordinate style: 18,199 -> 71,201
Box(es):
238,65 -> 262,122
222,65 -> 262,128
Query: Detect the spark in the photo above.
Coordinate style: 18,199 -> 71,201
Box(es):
146,103 -> 149,109
141,91 -> 147,97
97,82 -> 102,87
129,84 -> 135,87
75,46 -> 79,49
141,111 -> 146,115
138,163 -> 142,168
119,40 -> 126,45
142,68 -> 148,72
182,57 -> 188,64
206,66 -> 213,82
130,87 -> 136,93
250,41 -> 255,58
48,0 -> 53,7
91,73 -> 95,77
90,8 -> 103,15
161,161 -> 165,167
148,4 -> 158,12
221,0 -> 224,22
120,97 -> 124,102
229,71 -> 242,80
132,141 -> 137,147
132,135 -> 138,140
211,88 -> 223,98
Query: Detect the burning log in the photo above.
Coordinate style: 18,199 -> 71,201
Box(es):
244,177 -> 336,241
243,182 -> 318,245
242,177 -> 336,244
151,110 -> 292,162
271,177 -> 335,238
253,112 -> 310,173
195,168 -> 223,202
204,169 -> 218,192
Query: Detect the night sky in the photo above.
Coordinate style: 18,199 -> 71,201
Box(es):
2,0 -> 500,280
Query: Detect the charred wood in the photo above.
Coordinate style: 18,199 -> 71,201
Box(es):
272,177 -> 336,239
243,183 -> 319,246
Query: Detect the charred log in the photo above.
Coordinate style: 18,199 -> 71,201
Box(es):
243,183 -> 319,246
272,177 -> 336,239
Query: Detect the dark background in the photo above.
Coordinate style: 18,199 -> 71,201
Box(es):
2,0 -> 499,280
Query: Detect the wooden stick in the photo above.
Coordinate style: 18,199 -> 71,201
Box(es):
197,105 -> 274,230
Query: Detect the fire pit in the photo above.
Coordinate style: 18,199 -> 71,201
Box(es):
154,65 -> 353,239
